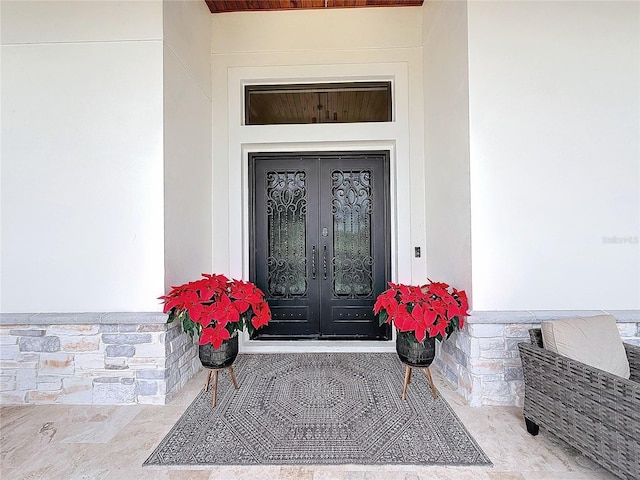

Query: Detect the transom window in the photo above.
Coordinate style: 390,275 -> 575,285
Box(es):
244,82 -> 392,125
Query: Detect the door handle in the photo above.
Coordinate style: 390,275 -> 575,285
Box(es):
323,245 -> 327,280
312,245 -> 317,279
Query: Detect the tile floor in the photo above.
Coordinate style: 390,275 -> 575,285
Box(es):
0,367 -> 619,480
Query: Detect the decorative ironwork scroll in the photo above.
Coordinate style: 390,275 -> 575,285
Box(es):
265,171 -> 308,298
330,170 -> 374,298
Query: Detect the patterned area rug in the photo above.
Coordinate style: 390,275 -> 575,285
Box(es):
144,353 -> 491,466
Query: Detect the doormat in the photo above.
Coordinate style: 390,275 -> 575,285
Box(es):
144,353 -> 492,466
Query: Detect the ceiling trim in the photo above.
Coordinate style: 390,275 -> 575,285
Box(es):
205,0 -> 424,14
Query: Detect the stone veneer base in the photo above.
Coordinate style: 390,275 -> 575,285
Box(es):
2,310 -> 638,407
433,310 -> 640,407
0,313 -> 201,405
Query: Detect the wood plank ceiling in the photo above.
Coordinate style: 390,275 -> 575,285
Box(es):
206,0 -> 423,14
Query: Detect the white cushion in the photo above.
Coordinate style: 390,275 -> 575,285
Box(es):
541,314 -> 630,379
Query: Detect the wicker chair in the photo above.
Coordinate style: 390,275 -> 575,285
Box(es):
518,329 -> 640,480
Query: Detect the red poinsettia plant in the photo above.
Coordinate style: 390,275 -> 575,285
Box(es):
374,280 -> 469,342
159,273 -> 271,350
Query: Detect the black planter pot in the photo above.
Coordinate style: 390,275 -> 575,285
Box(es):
396,331 -> 436,367
198,335 -> 239,369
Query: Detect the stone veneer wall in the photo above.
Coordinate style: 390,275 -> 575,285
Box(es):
0,313 -> 201,405
3,310 -> 638,407
432,310 -> 640,407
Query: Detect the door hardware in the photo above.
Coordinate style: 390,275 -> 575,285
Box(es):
323,245 -> 327,280
312,245 -> 317,279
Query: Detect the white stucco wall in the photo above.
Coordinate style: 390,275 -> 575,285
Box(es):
163,0 -> 213,290
3,0 -> 636,317
468,0 -> 640,310
1,1 -> 165,312
210,7 -> 426,286
422,0 -> 472,295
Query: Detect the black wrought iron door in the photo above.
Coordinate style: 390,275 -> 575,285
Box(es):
250,152 -> 391,340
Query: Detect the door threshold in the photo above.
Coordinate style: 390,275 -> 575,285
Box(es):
239,337 -> 395,354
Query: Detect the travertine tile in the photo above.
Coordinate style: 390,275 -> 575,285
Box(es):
105,469 -> 171,480
313,471 -> 367,480
0,367 -> 623,480
57,406 -> 142,444
487,473 -> 526,480
280,466 -> 314,480
67,468 -> 111,480
415,467 -> 492,480
169,471 -> 214,480
205,466 -> 282,479
521,473 -> 617,480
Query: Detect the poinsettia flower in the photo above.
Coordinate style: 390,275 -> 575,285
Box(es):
160,274 -> 272,344
230,280 -> 263,314
250,285 -> 267,308
393,304 -> 416,332
196,303 -> 225,329
186,305 -> 206,324
163,289 -> 206,322
425,297 -> 447,317
251,301 -> 271,329
159,292 -> 183,314
426,280 -> 450,294
419,304 -> 439,328
408,304 -> 426,342
445,304 -> 461,322
429,315 -> 449,340
440,289 -> 468,322
200,325 -> 230,349
453,289 -> 469,314
209,293 -> 240,324
373,280 -> 469,342
203,273 -> 230,297
395,284 -> 414,301
373,289 -> 398,316
401,285 -> 424,304
159,283 -> 197,313
414,303 -> 442,342
203,273 -> 230,287
190,277 -> 225,302
414,327 -> 427,342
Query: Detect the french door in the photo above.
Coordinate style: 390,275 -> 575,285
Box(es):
249,151 -> 391,340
